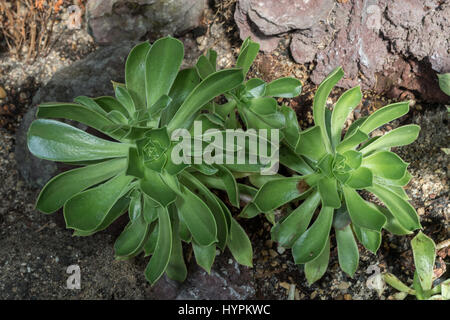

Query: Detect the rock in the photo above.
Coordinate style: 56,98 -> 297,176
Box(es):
0,86 -> 6,99
382,0 -> 449,73
311,1 -> 391,89
237,0 -> 450,103
16,42 -> 135,188
15,108 -> 58,188
235,0 -> 334,38
87,0 -> 208,45
234,0 -> 281,52
305,0 -> 449,103
290,26 -> 331,64
246,0 -> 334,35
175,254 -> 255,300
32,41 -> 135,103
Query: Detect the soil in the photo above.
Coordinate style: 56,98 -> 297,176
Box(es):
0,1 -> 448,300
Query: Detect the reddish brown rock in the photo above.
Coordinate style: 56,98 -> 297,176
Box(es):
234,0 -> 281,52
311,1 -> 390,89
243,0 -> 450,103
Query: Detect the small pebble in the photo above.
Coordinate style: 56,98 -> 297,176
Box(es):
0,86 -> 6,99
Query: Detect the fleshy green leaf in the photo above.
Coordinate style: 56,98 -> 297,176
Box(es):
126,147 -> 145,179
377,205 -> 413,235
140,169 -> 177,207
142,194 -> 158,223
330,86 -> 362,148
64,174 -> 133,231
167,69 -> 244,132
196,55 -> 216,79
411,231 -> 436,291
166,205 -> 187,282
145,206 -> 172,284
248,97 -> 277,115
254,176 -> 311,212
280,105 -> 300,148
214,164 -> 240,208
176,186 -> 217,246
126,42 -> 151,110
366,183 -> 420,231
360,125 -> 420,155
244,78 -> 266,98
265,77 -> 302,98
115,86 -> 136,116
295,126 -> 327,162
335,224 -> 359,277
114,214 -> 149,258
271,190 -> 321,248
304,237 -> 330,285
36,158 -> 126,213
143,222 -> 158,256
342,185 -> 386,231
206,49 -> 217,69
359,102 -> 410,135
279,145 -> 315,175
128,191 -> 142,221
292,206 -> 334,264
228,218 -> 253,267
384,273 -> 415,294
28,119 -> 130,162
36,102 -> 125,139
438,73 -> 450,96
145,37 -> 184,108
193,242 -> 216,273
345,166 -> 373,189
160,68 -> 201,126
94,96 -> 130,117
352,224 -> 381,254
336,128 -> 368,153
318,176 -> 341,208
180,172 -> 228,250
236,38 -> 259,76
313,67 -> 344,153
73,195 -> 130,237
342,150 -> 362,169
362,151 -> 408,180
412,270 -> 428,300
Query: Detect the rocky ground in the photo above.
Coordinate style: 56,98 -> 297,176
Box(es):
0,1 -> 448,300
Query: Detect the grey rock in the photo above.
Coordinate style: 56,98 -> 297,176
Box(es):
236,0 -> 335,37
87,0 -> 208,45
16,42 -> 136,188
175,254 -> 255,300
15,109 -> 57,188
32,41 -> 135,104
146,255 -> 256,300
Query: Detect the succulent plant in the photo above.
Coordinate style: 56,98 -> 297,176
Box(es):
195,37 -> 302,132
384,232 -> 449,300
244,67 -> 422,284
438,73 -> 450,96
27,37 -> 254,284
